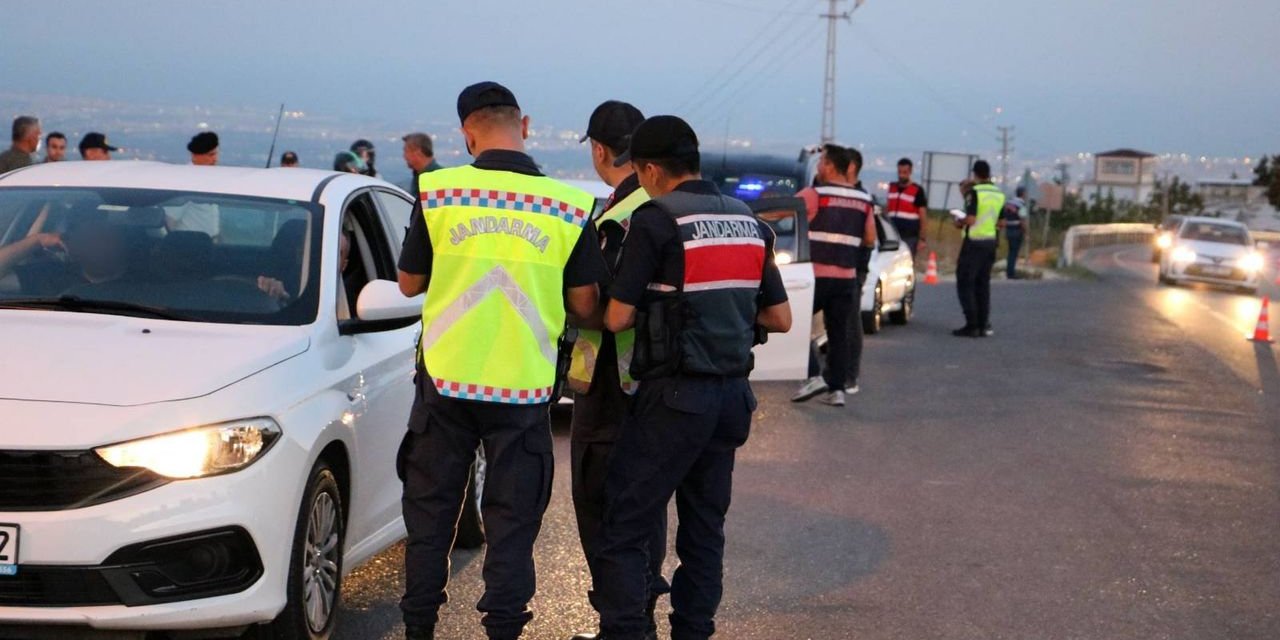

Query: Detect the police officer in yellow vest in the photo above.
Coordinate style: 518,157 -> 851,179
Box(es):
585,116 -> 793,640
952,159 -> 1004,338
568,101 -> 670,640
396,81 -> 608,640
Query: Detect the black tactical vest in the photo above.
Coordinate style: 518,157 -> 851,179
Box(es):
631,189 -> 766,379
810,183 -> 873,268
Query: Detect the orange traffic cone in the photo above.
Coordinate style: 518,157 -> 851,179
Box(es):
925,252 -> 939,285
1250,297 -> 1273,343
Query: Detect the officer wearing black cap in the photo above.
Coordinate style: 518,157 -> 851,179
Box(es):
587,116 -> 793,640
396,81 -> 608,640
77,132 -> 117,161
187,131 -> 219,166
567,100 -> 669,640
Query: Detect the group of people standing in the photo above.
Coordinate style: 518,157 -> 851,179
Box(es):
393,81 -> 792,640
0,116 -> 119,172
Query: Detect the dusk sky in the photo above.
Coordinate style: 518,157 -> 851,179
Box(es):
4,0 -> 1278,159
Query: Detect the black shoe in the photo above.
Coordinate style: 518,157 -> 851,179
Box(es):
982,324 -> 994,337
952,326 -> 980,338
405,625 -> 434,640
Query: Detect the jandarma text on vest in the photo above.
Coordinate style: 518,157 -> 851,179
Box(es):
448,216 -> 551,253
688,218 -> 761,240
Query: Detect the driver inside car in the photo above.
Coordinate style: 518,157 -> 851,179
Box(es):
0,211 -> 129,296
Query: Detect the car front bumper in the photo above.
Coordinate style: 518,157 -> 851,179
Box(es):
1167,261 -> 1260,288
0,443 -> 303,631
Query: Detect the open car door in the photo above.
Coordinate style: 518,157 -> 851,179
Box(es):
748,196 -> 814,381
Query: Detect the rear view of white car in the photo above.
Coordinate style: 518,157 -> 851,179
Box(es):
0,162 -> 483,639
1158,216 -> 1264,294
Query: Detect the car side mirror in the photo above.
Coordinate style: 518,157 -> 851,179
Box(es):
340,280 -> 421,335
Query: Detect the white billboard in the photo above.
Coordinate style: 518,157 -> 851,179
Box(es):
921,151 -> 978,211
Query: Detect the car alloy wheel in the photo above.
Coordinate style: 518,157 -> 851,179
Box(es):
304,491 -> 341,633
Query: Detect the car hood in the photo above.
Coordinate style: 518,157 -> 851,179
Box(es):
0,309 -> 309,407
1179,239 -> 1250,260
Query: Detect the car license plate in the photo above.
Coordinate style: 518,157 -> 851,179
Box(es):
0,524 -> 18,576
1202,265 -> 1231,276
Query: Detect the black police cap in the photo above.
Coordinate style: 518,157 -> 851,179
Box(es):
615,115 -> 699,167
457,81 -> 521,124
187,131 -> 219,154
580,100 -> 645,151
78,132 -> 119,153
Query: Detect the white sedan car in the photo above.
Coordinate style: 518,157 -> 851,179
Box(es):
1158,216 -> 1264,294
860,214 -> 917,335
0,161 -> 484,639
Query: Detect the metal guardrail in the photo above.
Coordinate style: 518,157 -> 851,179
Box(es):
1060,223 -> 1156,267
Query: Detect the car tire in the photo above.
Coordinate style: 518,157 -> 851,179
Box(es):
255,461 -> 345,640
888,282 -> 913,325
454,449 -> 486,550
862,283 -> 883,335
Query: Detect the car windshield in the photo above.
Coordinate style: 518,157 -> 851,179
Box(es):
1178,222 -> 1249,246
0,187 -> 322,325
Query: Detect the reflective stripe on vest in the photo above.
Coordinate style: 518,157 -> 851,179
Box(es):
887,182 -> 922,220
810,184 -> 871,268
970,183 -> 1004,241
567,185 -> 650,396
418,165 -> 593,404
637,190 -> 764,378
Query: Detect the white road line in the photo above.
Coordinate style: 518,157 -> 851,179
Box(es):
1107,246 -> 1250,337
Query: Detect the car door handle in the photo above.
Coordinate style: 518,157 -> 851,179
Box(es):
784,279 -> 812,290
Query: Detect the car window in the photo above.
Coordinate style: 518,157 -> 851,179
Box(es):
373,189 -> 413,250
751,198 -> 807,264
0,187 -> 322,325
1179,222 -> 1249,245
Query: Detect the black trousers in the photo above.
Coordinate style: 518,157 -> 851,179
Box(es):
571,439 -> 669,615
594,376 -> 754,640
956,239 -> 997,329
806,277 -> 855,389
846,272 -> 866,386
1005,232 -> 1023,278
398,389 -> 553,640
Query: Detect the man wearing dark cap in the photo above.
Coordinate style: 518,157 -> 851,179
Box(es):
396,81 -> 608,640
566,100 -> 668,640
188,131 -> 219,166
78,132 -> 117,161
350,139 -> 378,177
589,116 -> 792,640
953,159 -> 1003,337
279,150 -> 299,167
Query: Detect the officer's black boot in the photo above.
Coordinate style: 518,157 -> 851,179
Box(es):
405,624 -> 434,640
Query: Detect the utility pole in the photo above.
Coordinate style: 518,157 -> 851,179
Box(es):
819,0 -> 862,144
997,126 -> 1015,187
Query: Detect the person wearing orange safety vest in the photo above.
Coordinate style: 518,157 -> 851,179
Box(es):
886,157 -> 929,259
566,101 -> 671,640
395,82 -> 608,640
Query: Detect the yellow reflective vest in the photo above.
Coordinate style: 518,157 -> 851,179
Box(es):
970,182 -> 1005,241
566,186 -> 650,395
417,165 -> 594,404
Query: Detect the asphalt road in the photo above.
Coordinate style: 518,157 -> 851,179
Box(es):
333,248 -> 1280,640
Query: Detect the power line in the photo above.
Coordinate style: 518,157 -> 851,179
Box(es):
679,9 -> 815,121
692,23 -> 826,131
673,2 -> 815,113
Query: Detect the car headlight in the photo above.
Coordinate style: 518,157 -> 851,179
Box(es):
1171,247 -> 1197,263
95,418 -> 281,479
775,251 -> 794,265
1155,233 -> 1172,249
1238,252 -> 1264,272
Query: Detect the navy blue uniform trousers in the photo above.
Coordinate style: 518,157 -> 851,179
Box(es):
593,376 -> 755,640
398,376 -> 554,640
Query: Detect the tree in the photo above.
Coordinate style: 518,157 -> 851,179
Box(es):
1143,176 -> 1203,222
1254,154 -> 1280,208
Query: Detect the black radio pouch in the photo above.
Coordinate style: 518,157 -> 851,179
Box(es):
632,295 -> 684,380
